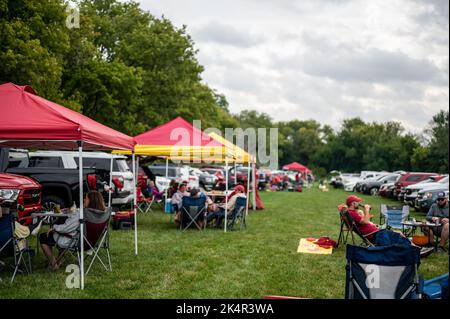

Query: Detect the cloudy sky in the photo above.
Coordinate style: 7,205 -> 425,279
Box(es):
139,0 -> 449,133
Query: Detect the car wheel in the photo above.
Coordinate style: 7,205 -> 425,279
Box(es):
370,188 -> 378,196
41,195 -> 67,209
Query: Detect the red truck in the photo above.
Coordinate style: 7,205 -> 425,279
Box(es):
0,173 -> 42,224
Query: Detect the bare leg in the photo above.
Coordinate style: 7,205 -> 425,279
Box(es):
439,223 -> 449,248
40,243 -> 56,268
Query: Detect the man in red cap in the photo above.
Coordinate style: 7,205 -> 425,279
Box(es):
345,195 -> 379,240
342,195 -> 433,255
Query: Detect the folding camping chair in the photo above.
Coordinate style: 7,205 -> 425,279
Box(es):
180,196 -> 207,231
345,244 -> 422,299
227,196 -> 247,231
380,204 -> 411,236
136,188 -> 155,214
0,213 -> 33,283
57,207 -> 112,276
337,207 -> 375,247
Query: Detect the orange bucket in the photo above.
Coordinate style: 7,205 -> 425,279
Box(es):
412,235 -> 430,246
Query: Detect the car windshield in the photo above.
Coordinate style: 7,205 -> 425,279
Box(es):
148,166 -> 177,178
74,157 -> 129,172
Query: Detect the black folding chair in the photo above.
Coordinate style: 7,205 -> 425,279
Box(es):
337,207 -> 375,247
180,196 -> 207,231
227,196 -> 247,231
0,213 -> 33,283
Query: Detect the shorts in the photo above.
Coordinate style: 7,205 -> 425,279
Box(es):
39,231 -> 56,246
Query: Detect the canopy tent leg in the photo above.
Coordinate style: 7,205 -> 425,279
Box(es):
132,152 -> 138,256
165,157 -> 169,198
78,142 -> 84,290
224,157 -> 228,233
108,153 -> 113,208
234,161 -> 237,181
252,162 -> 256,210
246,161 -> 250,216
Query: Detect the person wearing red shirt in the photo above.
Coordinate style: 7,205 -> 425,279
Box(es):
343,195 -> 433,256
346,195 -> 379,240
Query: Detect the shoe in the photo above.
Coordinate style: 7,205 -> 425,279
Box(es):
30,220 -> 43,236
420,247 -> 434,258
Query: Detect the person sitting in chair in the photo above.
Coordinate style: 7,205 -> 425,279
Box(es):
423,192 -> 449,253
39,190 -> 106,270
342,195 -> 431,254
146,180 -> 164,202
172,183 -> 189,226
206,185 -> 246,227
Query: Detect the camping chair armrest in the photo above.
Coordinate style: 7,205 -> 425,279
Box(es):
363,229 -> 379,239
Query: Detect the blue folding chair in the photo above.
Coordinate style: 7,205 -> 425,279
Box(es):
180,196 -> 207,231
0,214 -> 33,283
227,196 -> 247,231
422,273 -> 449,299
345,244 -> 421,299
380,205 -> 412,235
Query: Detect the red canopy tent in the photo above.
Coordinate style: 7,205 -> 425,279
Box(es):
133,116 -> 223,155
282,162 -> 312,174
0,82 -> 134,150
0,82 -> 135,289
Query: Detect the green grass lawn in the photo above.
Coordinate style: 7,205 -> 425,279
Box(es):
1,187 -> 448,298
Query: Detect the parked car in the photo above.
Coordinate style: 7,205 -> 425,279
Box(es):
200,167 -> 225,188
189,167 -> 217,190
355,172 -> 389,192
415,188 -> 449,213
360,174 -> 400,196
342,174 -> 364,191
379,181 -> 396,198
395,172 -> 439,201
25,151 -> 133,207
3,149 -> 109,209
138,166 -> 170,193
145,164 -> 199,190
403,175 -> 448,206
0,172 -> 42,224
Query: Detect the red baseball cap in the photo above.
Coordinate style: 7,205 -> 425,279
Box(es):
346,195 -> 362,206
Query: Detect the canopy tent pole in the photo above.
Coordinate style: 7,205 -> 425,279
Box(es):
78,142 -> 85,290
165,157 -> 169,199
224,157 -> 228,233
108,153 -> 113,208
246,160 -> 250,216
252,161 -> 256,210
132,152 -> 138,256
234,161 -> 237,182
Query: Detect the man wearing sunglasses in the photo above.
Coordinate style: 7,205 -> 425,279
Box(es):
425,192 -> 449,253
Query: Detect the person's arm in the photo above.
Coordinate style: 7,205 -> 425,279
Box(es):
53,214 -> 79,235
359,205 -> 372,224
226,195 -> 238,213
426,205 -> 436,222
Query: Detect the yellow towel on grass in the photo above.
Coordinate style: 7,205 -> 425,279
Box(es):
297,238 -> 333,255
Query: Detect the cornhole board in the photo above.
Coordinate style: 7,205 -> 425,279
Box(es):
297,238 -> 333,255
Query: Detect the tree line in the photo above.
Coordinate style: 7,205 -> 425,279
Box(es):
1,0 -> 448,175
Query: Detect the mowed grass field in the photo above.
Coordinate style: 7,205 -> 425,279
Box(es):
1,186 -> 448,298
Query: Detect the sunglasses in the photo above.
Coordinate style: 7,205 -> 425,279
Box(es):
437,198 -> 446,201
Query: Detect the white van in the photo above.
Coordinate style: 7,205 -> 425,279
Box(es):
24,151 -> 134,206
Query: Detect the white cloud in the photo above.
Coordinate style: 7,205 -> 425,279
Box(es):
138,0 -> 449,133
